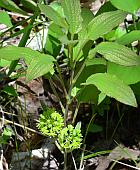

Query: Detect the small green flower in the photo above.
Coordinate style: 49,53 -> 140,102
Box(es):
58,123 -> 82,153
37,108 -> 64,137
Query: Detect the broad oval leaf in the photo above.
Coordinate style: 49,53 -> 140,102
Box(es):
110,0 -> 140,14
107,62 -> 140,85
38,4 -> 68,30
0,46 -> 55,62
61,0 -> 83,35
26,56 -> 54,82
0,0 -> 27,15
75,64 -> 106,88
0,46 -> 23,61
87,10 -> 127,40
0,11 -> 12,27
93,42 -> 140,66
116,30 -> 140,45
50,1 -> 64,18
81,8 -> 94,27
84,73 -> 137,107
0,46 -> 55,81
77,85 -> 100,104
79,7 -> 94,39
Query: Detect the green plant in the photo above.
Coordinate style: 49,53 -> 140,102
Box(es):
1,0 -> 140,169
0,127 -> 12,145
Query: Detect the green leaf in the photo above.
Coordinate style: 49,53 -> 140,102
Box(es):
104,27 -> 126,41
75,122 -> 81,130
84,73 -> 137,107
86,58 -> 106,67
26,56 -> 54,82
0,59 -> 11,67
0,46 -> 55,63
110,0 -> 140,14
107,62 -> 140,85
0,0 -> 27,15
77,85 -> 100,104
3,86 -> 17,97
3,128 -> 12,137
75,64 -> 106,88
74,8 -> 94,61
116,30 -> 140,45
93,42 -> 140,66
71,87 -> 80,97
84,150 -> 111,160
0,11 -> 12,27
81,8 -> 94,27
38,4 -> 68,30
61,0 -> 83,34
45,23 -> 62,57
79,7 -> 94,39
96,1 -> 117,16
45,34 -> 61,57
50,1 -> 64,18
98,92 -> 106,105
131,82 -> 140,102
87,10 -> 127,40
48,23 -> 65,39
88,124 -> 103,133
0,46 -> 55,81
0,128 -> 12,144
20,0 -> 37,12
0,46 -> 23,61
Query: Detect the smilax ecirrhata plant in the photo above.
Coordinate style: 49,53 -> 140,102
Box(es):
1,0 -> 140,169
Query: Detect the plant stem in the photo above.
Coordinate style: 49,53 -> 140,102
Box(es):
72,102 -> 80,125
64,63 -> 75,126
64,40 -> 88,126
79,144 -> 86,170
64,102 -> 69,127
55,62 -> 68,97
71,152 -> 78,170
75,40 -> 88,61
72,59 -> 86,85
132,14 -> 137,30
49,78 -> 65,114
124,19 -> 129,33
83,113 -> 97,145
64,41 -> 75,126
64,151 -> 67,170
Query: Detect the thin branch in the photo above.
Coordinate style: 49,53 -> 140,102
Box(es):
111,159 -> 140,170
71,152 -> 78,170
0,118 -> 42,135
49,78 -> 65,114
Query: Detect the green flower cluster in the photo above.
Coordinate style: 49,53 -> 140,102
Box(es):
37,108 -> 64,137
37,108 -> 82,153
58,124 -> 82,153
